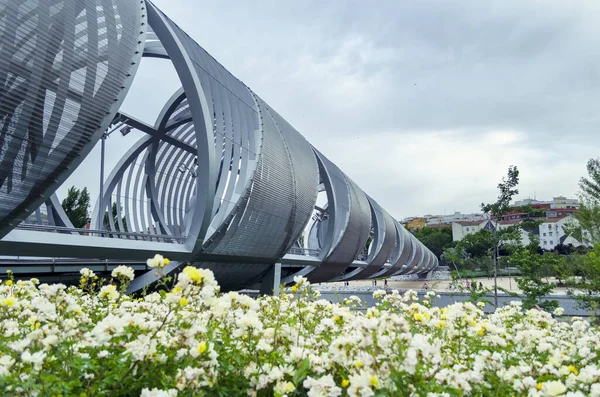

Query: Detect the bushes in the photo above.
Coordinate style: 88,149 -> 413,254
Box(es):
1,263 -> 600,396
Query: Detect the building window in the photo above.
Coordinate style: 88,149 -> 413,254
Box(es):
543,233 -> 546,236
549,232 -> 553,236
543,240 -> 547,245
466,227 -> 469,231
548,225 -> 552,229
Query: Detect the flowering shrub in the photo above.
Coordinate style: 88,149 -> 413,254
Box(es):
1,263 -> 600,396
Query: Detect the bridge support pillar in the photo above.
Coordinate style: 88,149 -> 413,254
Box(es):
259,263 -> 281,296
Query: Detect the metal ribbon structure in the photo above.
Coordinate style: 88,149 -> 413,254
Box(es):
0,0 -> 437,291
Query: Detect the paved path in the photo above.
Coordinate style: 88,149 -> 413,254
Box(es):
320,276 -> 572,295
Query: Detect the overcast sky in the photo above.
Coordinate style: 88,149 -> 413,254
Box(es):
62,0 -> 600,221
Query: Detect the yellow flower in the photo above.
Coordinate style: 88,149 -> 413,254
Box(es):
197,341 -> 208,354
5,280 -> 12,286
164,258 -> 170,265
182,266 -> 204,284
284,382 -> 295,393
436,321 -> 446,329
568,365 -> 578,376
370,376 -> 380,388
354,360 -> 363,368
0,296 -> 15,307
174,286 -> 182,293
536,382 -> 543,390
291,285 -> 298,293
179,297 -> 188,307
341,379 -> 349,388
414,313 -> 423,322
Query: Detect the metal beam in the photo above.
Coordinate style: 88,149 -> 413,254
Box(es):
116,112 -> 197,155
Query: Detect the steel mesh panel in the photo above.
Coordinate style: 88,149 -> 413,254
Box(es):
258,99 -> 318,252
406,240 -> 425,275
328,176 -> 371,264
194,262 -> 271,292
384,223 -> 413,276
0,0 -> 146,236
353,199 -> 397,279
203,95 -> 317,259
393,234 -> 418,276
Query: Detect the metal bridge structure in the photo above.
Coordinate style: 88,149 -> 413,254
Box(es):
0,0 -> 437,292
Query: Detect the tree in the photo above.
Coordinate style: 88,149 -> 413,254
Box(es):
458,229 -> 496,258
61,186 -> 90,228
104,202 -> 128,232
442,246 -> 466,272
481,165 -> 520,306
563,158 -> 600,321
511,249 -> 558,311
575,158 -> 600,243
412,227 -> 454,259
570,244 -> 600,321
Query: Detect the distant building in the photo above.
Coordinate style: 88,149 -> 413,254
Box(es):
451,220 -> 493,241
452,215 -> 588,250
551,196 -> 579,209
426,211 -> 487,227
405,217 -> 427,230
538,216 -> 590,249
403,212 -> 488,231
513,196 -> 578,210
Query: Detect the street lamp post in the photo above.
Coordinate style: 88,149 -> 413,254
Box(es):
98,124 -> 132,233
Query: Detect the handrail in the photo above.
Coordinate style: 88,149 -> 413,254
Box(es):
14,224 -> 185,243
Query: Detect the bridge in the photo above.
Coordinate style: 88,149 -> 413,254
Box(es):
0,0 -> 437,293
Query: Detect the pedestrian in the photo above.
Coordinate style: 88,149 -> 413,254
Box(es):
384,279 -> 388,287
422,282 -> 428,290
479,282 -> 483,290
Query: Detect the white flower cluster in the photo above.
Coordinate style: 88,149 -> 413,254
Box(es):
1,264 -> 600,396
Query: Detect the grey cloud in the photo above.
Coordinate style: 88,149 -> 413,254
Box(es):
61,0 -> 600,218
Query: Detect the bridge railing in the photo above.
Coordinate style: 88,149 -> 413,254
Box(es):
286,247 -> 320,257
14,224 -> 186,244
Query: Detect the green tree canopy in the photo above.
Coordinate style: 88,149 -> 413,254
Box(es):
61,186 -> 90,228
412,226 -> 454,259
575,158 -> 600,243
104,202 -> 128,232
511,249 -> 558,311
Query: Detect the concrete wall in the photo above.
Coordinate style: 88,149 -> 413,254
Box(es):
318,290 -> 592,317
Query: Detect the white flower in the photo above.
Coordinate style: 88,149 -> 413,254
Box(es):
347,371 -> 375,397
21,350 -> 46,370
293,275 -> 308,286
99,285 -> 119,301
80,268 -> 95,278
140,388 -> 178,397
553,307 -> 565,316
303,375 -> 342,397
0,355 -> 15,376
543,380 -> 567,396
146,254 -> 168,269
111,265 -> 135,281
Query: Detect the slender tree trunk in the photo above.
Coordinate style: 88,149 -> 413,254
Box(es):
493,222 -> 499,307
494,243 -> 498,307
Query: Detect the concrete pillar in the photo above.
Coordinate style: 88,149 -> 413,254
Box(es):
259,263 -> 281,295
